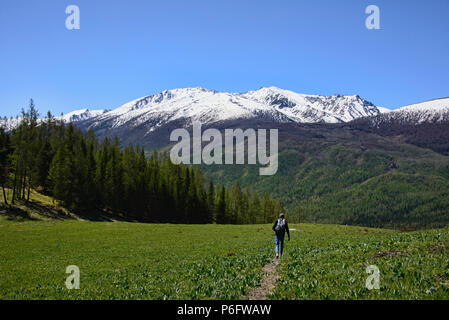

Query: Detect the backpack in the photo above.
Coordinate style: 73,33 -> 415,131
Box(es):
275,218 -> 286,233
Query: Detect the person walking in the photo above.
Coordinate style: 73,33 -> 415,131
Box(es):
272,213 -> 290,258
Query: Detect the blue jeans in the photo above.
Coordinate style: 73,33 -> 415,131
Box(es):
275,233 -> 285,256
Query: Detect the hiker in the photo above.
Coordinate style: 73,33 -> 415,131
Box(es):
272,213 -> 290,258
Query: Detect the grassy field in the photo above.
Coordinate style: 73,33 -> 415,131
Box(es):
0,215 -> 448,300
273,224 -> 449,299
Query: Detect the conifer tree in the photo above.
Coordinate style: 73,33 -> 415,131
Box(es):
48,145 -> 71,206
0,128 -> 11,205
206,180 -> 215,223
215,185 -> 227,224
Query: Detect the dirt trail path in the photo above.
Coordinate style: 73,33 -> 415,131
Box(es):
246,258 -> 280,300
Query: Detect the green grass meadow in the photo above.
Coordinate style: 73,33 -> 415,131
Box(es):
0,216 -> 448,300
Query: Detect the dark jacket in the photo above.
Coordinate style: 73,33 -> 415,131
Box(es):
272,218 -> 290,238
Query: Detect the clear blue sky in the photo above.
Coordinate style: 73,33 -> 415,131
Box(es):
1,0 -> 448,118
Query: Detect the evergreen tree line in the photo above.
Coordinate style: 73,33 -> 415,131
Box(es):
0,100 -> 285,224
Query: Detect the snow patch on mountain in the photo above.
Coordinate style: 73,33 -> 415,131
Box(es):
398,97 -> 449,113
377,106 -> 391,113
375,97 -> 449,124
59,109 -> 107,123
0,117 -> 21,132
0,108 -> 106,131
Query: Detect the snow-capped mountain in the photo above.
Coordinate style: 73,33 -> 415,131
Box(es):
4,87 -> 448,151
4,88 -> 448,137
1,87 -> 384,148
80,86 -> 380,134
362,97 -> 449,126
381,97 -> 449,124
241,87 -> 380,123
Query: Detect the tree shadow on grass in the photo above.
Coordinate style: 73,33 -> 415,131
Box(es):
2,200 -> 143,223
1,200 -> 76,221
28,201 -> 76,220
74,210 -> 115,222
0,205 -> 39,221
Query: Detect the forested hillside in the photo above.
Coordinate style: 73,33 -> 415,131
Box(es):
199,122 -> 449,229
350,116 -> 449,155
0,101 -> 285,224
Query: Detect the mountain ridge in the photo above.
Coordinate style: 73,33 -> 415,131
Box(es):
2,87 -> 448,138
